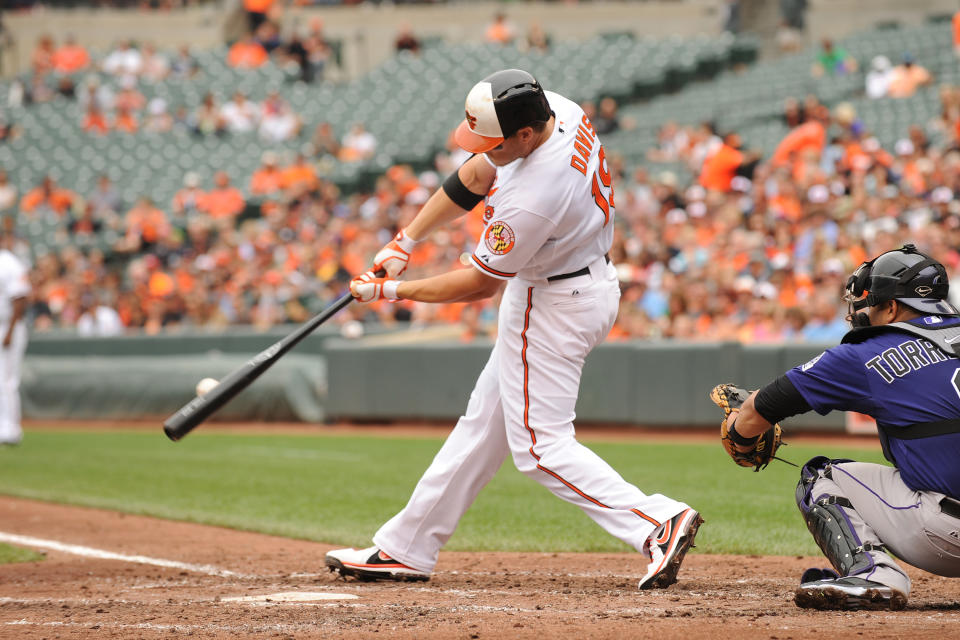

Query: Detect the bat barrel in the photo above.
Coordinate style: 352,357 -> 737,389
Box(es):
161,287 -> 362,441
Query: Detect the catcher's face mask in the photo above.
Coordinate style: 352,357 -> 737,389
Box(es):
842,244 -> 953,327
843,260 -> 874,327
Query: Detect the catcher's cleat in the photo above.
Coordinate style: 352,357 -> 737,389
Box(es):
325,546 -> 430,582
794,576 -> 906,611
638,508 -> 703,590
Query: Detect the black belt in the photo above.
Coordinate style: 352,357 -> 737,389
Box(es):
941,496 -> 960,520
547,254 -> 610,282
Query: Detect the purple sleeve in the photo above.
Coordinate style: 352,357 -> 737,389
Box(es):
784,344 -> 875,416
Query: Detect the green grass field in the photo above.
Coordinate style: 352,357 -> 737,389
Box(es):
0,429 -> 886,556
0,542 -> 45,565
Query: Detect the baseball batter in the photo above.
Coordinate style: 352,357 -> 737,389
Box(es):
327,69 -> 701,589
712,244 -> 960,610
0,234 -> 29,446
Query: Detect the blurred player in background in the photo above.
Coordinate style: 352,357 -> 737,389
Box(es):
0,226 -> 30,446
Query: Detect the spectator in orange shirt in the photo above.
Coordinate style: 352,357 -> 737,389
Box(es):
887,54 -> 933,98
21,176 -> 75,215
51,35 -> 89,74
250,151 -> 284,196
699,133 -> 760,192
228,33 -> 269,69
280,153 -> 319,192
485,12 -> 515,45
114,106 -> 139,133
954,9 -> 960,57
770,105 -> 828,168
122,197 -> 171,251
141,255 -> 176,315
385,164 -> 423,203
200,172 -> 245,219
82,104 -> 110,135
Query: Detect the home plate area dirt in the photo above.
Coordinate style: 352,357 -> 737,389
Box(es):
1,497 -> 959,639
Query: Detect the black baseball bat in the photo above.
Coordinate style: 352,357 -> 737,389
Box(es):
163,281 -> 367,441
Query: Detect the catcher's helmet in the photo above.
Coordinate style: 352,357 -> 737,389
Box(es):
844,244 -> 958,317
454,69 -> 552,153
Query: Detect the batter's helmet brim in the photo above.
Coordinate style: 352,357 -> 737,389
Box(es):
454,120 -> 503,153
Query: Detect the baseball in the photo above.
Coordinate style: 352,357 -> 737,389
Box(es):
341,320 -> 364,339
195,377 -> 219,397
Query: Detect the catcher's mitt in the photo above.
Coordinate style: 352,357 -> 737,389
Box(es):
709,383 -> 783,472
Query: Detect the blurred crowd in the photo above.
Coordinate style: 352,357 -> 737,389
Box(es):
6,23 -> 960,342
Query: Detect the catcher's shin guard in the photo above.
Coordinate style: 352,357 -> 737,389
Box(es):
795,456 -> 882,577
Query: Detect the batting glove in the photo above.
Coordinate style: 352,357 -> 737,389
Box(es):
350,271 -> 400,303
372,229 -> 418,277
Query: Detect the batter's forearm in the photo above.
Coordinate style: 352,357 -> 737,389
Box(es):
454,288 -> 504,303
397,268 -> 501,303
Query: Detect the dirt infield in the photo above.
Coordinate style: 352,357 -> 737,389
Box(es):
2,495 -> 960,639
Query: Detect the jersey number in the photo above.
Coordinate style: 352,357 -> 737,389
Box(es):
591,146 -> 615,226
951,368 -> 960,400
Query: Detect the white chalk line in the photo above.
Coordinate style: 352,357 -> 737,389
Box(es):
0,532 -> 251,578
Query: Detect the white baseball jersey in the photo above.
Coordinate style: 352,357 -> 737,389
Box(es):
0,249 -> 28,445
373,91 -> 691,574
471,92 -> 615,282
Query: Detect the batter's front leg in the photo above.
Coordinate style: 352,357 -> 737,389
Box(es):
372,346 -> 509,573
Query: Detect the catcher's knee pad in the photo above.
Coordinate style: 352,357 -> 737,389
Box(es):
794,456 -> 855,509
795,456 -> 879,577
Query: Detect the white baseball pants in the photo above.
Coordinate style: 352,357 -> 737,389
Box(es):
0,321 -> 26,444
374,258 -> 690,572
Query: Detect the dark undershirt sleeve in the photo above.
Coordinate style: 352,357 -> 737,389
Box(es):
753,374 -> 812,425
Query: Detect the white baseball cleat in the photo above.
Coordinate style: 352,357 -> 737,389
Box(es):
794,576 -> 907,610
638,508 -> 703,590
325,546 -> 430,582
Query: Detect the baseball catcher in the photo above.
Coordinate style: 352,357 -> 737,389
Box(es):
710,244 -> 960,612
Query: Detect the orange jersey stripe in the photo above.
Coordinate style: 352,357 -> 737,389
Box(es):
521,287 -> 538,460
472,254 -> 516,279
